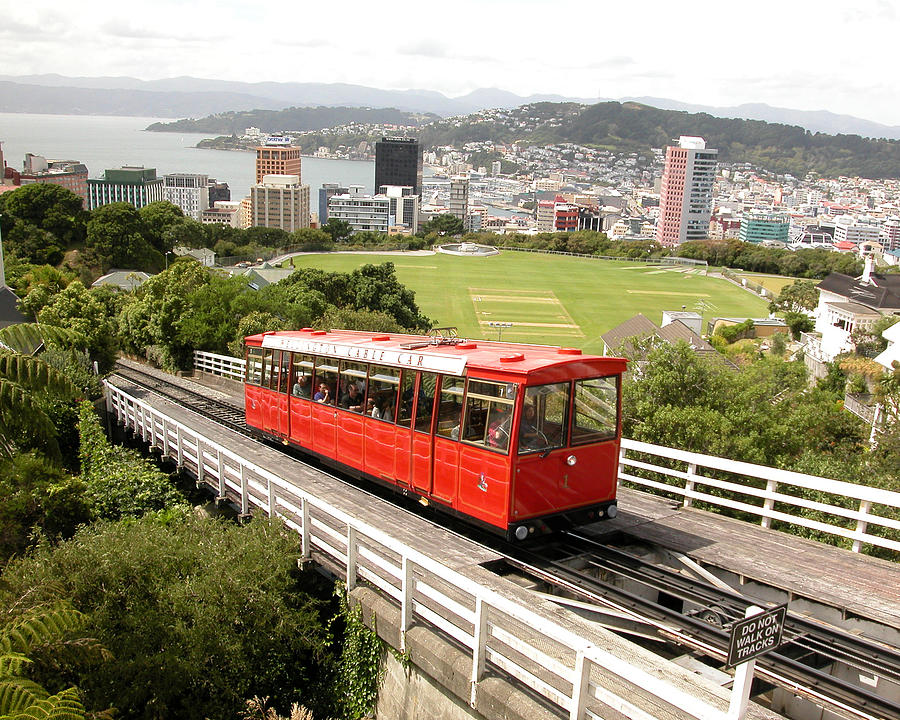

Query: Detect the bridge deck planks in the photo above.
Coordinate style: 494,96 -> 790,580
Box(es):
602,487 -> 900,628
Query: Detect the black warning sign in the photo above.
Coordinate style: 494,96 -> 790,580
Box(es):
726,604 -> 787,667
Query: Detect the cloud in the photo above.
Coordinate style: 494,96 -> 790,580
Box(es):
100,19 -> 222,42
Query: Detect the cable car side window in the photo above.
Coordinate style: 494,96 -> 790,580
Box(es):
246,347 -> 263,386
463,380 -> 516,454
414,372 -> 438,434
278,350 -> 291,394
519,383 -> 569,454
338,361 -> 367,412
572,376 -> 619,445
367,364 -> 400,423
313,357 -> 339,405
397,370 -> 416,428
291,353 -> 314,398
435,375 -> 465,439
260,349 -> 272,388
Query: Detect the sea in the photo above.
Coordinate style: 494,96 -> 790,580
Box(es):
0,113 -> 376,202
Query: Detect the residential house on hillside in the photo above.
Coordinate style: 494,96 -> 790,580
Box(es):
601,313 -> 727,370
803,257 -> 900,377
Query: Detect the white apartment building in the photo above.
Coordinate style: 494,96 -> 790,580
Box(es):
163,173 -> 209,220
200,201 -> 241,228
833,215 -> 881,245
329,186 -> 391,234
536,201 -> 555,232
250,175 -> 310,232
881,216 -> 900,253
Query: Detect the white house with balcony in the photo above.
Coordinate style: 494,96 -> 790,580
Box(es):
805,258 -> 900,371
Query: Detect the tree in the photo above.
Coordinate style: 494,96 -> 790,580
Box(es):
0,183 -> 87,248
783,311 -> 815,340
321,218 -> 352,243
769,279 -> 818,314
0,516 -> 334,720
139,201 -> 207,253
85,203 -> 161,272
37,282 -> 121,372
117,259 -> 211,369
417,214 -> 463,238
0,453 -> 90,563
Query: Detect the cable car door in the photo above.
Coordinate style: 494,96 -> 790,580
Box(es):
410,372 -> 438,495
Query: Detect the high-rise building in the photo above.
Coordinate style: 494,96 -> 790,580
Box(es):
375,137 -> 423,195
449,176 -> 469,220
319,183 -> 349,224
163,173 -> 209,220
87,167 -> 164,210
655,136 -> 718,246
255,140 -> 302,184
250,174 -> 310,232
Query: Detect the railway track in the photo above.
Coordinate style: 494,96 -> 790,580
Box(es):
108,365 -> 900,720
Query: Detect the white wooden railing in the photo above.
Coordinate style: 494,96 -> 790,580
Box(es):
620,439 -> 900,555
104,379 -> 734,720
192,351 -> 899,555
193,350 -> 245,381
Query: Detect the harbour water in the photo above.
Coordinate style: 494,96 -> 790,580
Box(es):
0,113 -> 375,201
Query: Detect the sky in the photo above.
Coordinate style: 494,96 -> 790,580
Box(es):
3,0 -> 900,127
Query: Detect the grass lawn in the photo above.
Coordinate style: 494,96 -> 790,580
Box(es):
286,251 -> 770,354
736,273 -> 796,295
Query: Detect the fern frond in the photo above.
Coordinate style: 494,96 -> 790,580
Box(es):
0,654 -> 31,678
0,380 -> 59,460
1,686 -> 85,720
0,325 -> 86,356
1,607 -> 84,656
0,355 -> 78,399
0,676 -> 48,716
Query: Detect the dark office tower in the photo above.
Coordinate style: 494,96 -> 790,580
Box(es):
375,137 -> 422,196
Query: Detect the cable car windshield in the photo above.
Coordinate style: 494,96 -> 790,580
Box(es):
519,383 -> 569,454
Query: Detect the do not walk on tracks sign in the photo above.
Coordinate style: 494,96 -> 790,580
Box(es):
726,603 -> 787,667
725,604 -> 787,720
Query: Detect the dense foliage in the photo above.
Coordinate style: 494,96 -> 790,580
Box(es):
0,515 -> 335,720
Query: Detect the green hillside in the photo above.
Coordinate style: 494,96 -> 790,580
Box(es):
419,101 -> 900,178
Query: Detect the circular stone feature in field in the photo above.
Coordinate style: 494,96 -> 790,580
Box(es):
437,243 -> 500,256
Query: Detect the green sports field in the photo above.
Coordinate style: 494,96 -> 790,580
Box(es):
286,251 -> 770,354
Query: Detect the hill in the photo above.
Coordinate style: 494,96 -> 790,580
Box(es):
146,106 -> 439,134
418,101 -> 900,179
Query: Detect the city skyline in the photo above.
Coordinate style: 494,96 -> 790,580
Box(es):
3,0 -> 899,127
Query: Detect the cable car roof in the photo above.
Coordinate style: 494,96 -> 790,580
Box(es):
247,329 -> 626,377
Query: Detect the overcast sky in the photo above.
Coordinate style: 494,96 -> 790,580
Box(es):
3,0 -> 900,126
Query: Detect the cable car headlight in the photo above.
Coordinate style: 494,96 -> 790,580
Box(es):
566,455 -> 577,466
514,526 -> 529,541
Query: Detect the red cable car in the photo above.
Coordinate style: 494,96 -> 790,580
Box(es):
243,329 -> 626,541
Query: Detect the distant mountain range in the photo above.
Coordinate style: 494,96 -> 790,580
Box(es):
2,74 -> 900,141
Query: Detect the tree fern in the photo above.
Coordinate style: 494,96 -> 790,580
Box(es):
0,325 -> 85,357
0,687 -> 85,720
0,675 -> 47,716
0,355 -> 77,400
